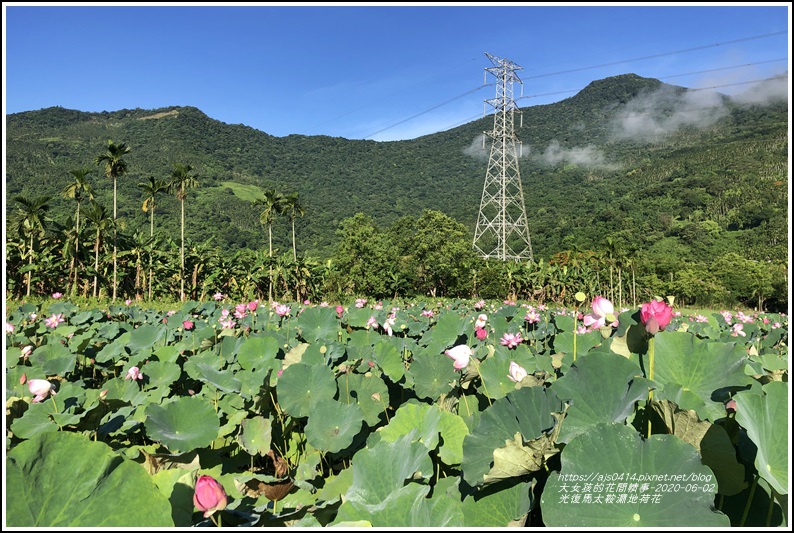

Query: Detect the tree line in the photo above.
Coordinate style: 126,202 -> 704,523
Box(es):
6,141 -> 787,312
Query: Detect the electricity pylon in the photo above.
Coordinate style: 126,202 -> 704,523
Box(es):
472,52 -> 533,261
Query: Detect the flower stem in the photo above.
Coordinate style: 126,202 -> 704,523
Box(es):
739,475 -> 758,527
647,336 -> 655,439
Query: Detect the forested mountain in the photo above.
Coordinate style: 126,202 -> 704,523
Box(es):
5,73 -> 789,267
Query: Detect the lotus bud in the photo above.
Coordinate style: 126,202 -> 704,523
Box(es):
193,475 -> 228,518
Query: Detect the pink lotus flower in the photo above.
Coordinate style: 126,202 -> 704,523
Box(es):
725,399 -> 737,412
125,366 -> 143,381
355,298 -> 367,308
99,389 -> 108,401
52,292 -> 63,299
220,318 -> 235,329
474,314 -> 488,330
183,320 -> 194,330
319,301 -> 329,307
445,344 -> 472,370
44,313 -> 65,329
5,322 -> 14,334
475,327 -> 488,341
213,292 -> 225,301
20,373 -> 27,385
275,304 -> 291,317
500,332 -> 523,349
421,309 -> 434,318
524,310 -> 540,324
591,296 -> 614,318
694,314 -> 709,323
507,361 -> 528,382
247,300 -> 259,312
366,316 -> 379,329
383,316 -> 396,337
28,379 -> 54,403
731,323 -> 746,337
374,301 -> 383,310
234,303 -> 248,319
474,299 -> 486,310
20,345 -> 33,360
640,300 -> 673,335
193,475 -> 228,518
125,299 -> 132,306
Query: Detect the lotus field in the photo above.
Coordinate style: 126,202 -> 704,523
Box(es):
4,294 -> 789,527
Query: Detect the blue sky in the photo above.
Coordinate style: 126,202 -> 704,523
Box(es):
3,3 -> 790,141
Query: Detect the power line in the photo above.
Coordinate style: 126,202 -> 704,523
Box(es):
350,30 -> 788,140
523,31 -> 787,80
361,83 -> 491,140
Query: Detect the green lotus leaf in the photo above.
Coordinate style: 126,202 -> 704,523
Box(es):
378,401 -> 440,448
336,372 -> 390,426
650,399 -> 746,496
9,401 -> 59,440
185,359 -> 242,394
408,350 -> 458,400
94,336 -> 128,363
239,415 -> 273,456
550,351 -> 649,443
478,344 -> 538,400
128,323 -> 165,353
652,331 -> 753,421
483,431 -> 560,485
733,381 -> 788,495
377,402 -> 469,466
334,481 -> 465,527
151,344 -> 180,364
552,329 -> 602,360
140,360 -> 182,390
296,306 -> 339,342
553,314 -> 575,333
28,342 -> 76,376
236,335 -> 279,371
6,431 -> 173,526
541,423 -> 730,527
238,366 -> 275,398
459,479 -> 533,527
151,466 -> 198,526
372,339 -> 405,382
144,396 -> 220,453
304,399 -> 364,453
462,386 -> 564,487
340,306 -> 370,328
276,362 -> 337,418
420,311 -> 467,353
345,431 -> 433,506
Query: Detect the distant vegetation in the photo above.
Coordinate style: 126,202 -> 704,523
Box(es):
5,73 -> 789,310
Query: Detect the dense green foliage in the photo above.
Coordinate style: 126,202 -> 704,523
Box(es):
5,73 -> 789,310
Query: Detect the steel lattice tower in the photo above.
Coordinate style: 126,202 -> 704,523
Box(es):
472,52 -> 533,261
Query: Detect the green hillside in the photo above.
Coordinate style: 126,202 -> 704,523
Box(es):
4,73 -> 789,307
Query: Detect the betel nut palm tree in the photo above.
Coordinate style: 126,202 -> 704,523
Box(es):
252,189 -> 286,302
94,140 -> 131,302
13,195 -> 51,297
62,168 -> 95,296
138,176 -> 169,300
168,162 -> 199,302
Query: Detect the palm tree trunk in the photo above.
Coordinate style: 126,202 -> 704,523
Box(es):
70,203 -> 80,296
113,177 -> 117,302
93,233 -> 100,298
149,207 -> 154,300
26,235 -> 33,297
292,218 -> 297,261
268,222 -> 273,302
181,198 -> 186,302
